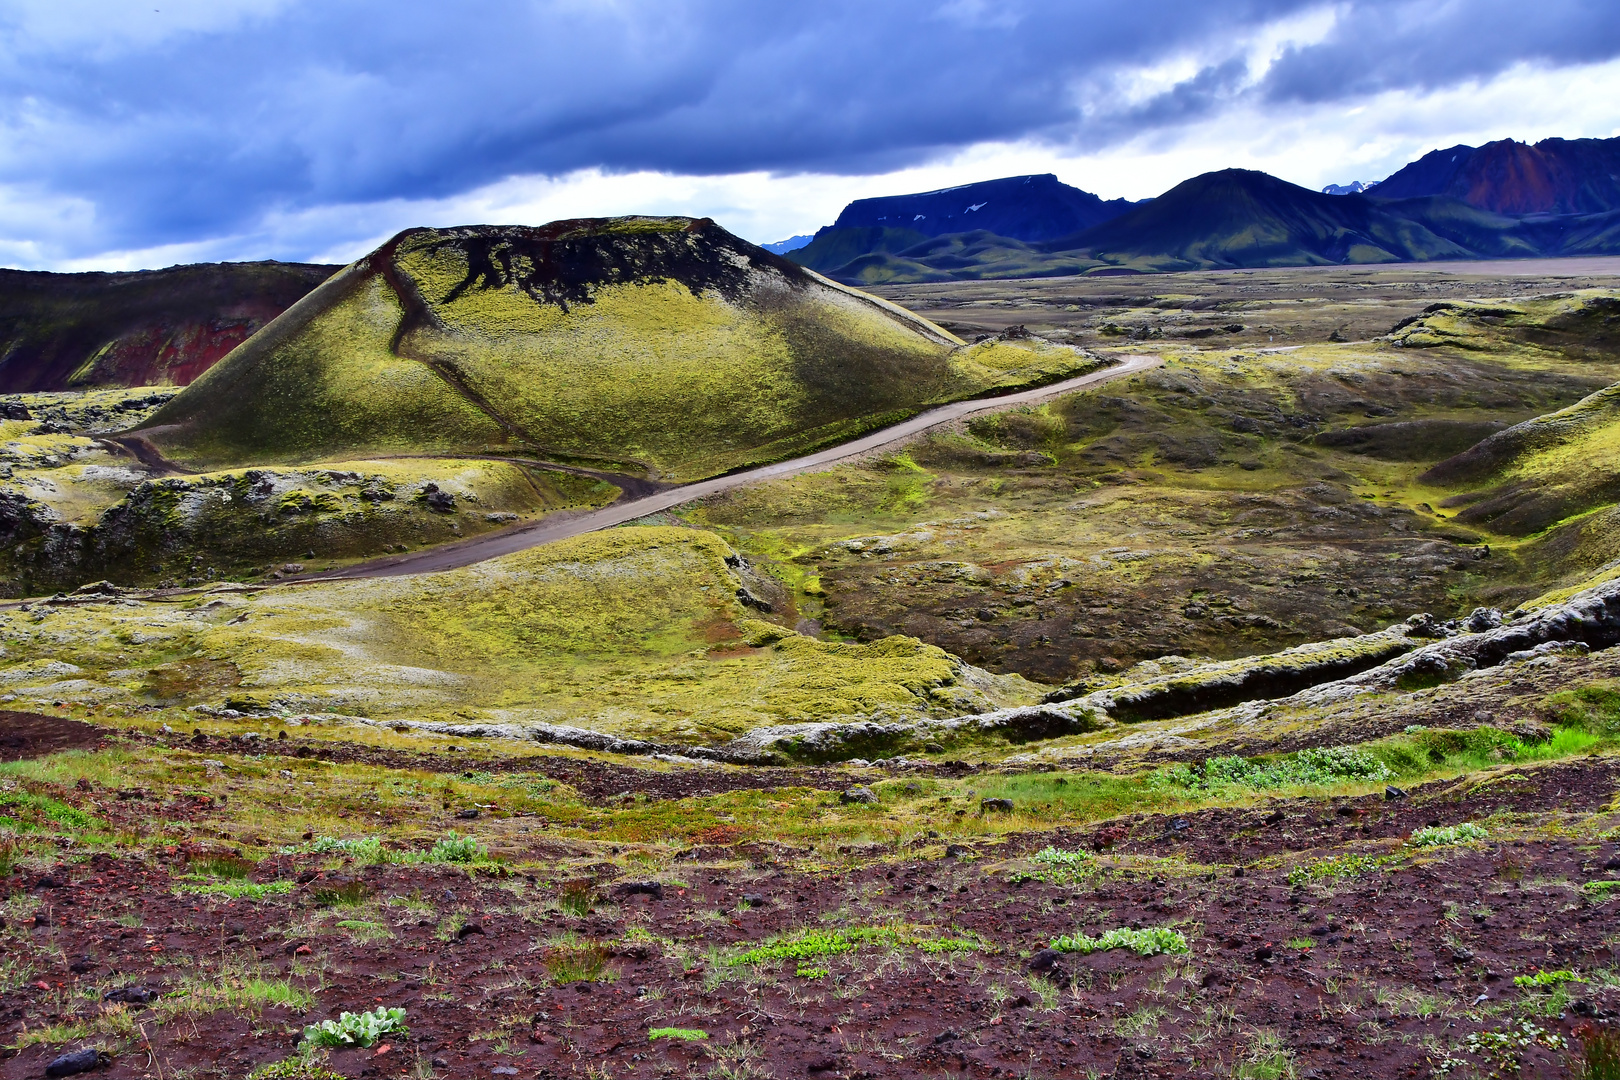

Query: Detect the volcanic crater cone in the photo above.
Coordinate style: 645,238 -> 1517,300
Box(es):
123,216 -> 1094,482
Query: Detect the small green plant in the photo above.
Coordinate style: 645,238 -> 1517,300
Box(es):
426,831 -> 483,864
1021,846 -> 1097,884
648,1028 -> 708,1042
1437,1020 -> 1565,1076
795,964 -> 829,979
1049,926 -> 1189,957
729,925 -> 977,966
191,854 -> 254,879
1582,881 -> 1620,901
1158,746 -> 1390,792
1411,823 -> 1489,847
558,879 -> 595,916
175,879 -> 293,900
302,1007 -> 408,1049
1573,1022 -> 1620,1080
249,1057 -> 346,1080
1235,1028 -> 1295,1080
1288,851 -> 1400,886
336,919 -> 393,944
734,929 -> 854,964
311,880 -> 373,907
1514,969 -> 1583,988
545,942 -> 611,984
281,836 -> 385,862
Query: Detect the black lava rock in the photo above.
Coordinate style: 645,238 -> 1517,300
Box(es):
45,1048 -> 106,1077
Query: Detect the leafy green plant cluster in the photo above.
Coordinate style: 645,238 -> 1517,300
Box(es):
426,831 -> 485,864
1411,823 -> 1489,847
1020,846 -> 1098,885
1157,746 -> 1390,792
301,1007 -> 408,1049
795,964 -> 830,979
1514,969 -> 1582,988
1287,851 -> 1401,886
175,879 -> 293,900
1436,1020 -> 1565,1077
648,1028 -> 709,1042
1581,880 -> 1620,901
281,835 -> 385,861
1048,926 -> 1189,957
249,1058 -> 345,1080
729,924 -> 978,966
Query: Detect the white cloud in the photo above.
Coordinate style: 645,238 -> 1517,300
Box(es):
14,50 -> 1620,270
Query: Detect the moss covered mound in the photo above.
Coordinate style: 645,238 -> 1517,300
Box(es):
131,218 -> 1093,481
1422,380 -> 1620,534
0,526 -> 1039,745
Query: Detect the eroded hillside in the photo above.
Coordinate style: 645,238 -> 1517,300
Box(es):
689,292 -> 1620,684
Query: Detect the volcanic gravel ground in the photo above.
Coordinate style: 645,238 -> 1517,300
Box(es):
3,762 -> 1619,1080
0,712 -> 103,762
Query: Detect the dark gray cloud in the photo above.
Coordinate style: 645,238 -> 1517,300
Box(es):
0,0 -> 1614,260
1261,0 -> 1620,102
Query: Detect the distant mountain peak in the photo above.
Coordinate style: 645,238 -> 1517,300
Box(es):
827,173 -> 1139,244
1322,180 -> 1379,196
760,234 -> 813,255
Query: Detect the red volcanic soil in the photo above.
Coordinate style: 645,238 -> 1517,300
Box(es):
1,758 -> 1616,1079
81,315 -> 268,387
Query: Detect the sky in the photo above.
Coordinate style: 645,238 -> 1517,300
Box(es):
1,0 -> 1617,271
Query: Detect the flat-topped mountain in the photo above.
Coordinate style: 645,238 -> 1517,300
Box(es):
132,217 -> 1090,480
828,174 -> 1138,243
791,174 -> 1139,282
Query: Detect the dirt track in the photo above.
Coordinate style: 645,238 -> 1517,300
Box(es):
300,354 -> 1162,581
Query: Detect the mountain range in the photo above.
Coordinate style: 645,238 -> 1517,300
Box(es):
792,136 -> 1620,284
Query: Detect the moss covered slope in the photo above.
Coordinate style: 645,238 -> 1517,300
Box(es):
0,526 -> 1038,745
133,218 -> 1093,481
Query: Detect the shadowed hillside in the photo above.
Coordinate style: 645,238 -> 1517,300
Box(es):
0,261 -> 337,392
1047,169 -> 1479,270
133,217 -> 1101,481
792,174 -> 1138,282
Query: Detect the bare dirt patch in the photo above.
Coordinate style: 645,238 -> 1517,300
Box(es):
0,710 -> 102,761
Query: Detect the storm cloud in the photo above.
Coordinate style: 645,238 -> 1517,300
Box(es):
0,0 -> 1616,265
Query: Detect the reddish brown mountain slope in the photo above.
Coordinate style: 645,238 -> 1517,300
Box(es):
1375,137 -> 1620,215
0,260 -> 338,392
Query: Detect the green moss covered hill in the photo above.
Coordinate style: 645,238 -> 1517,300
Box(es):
133,218 -> 1094,481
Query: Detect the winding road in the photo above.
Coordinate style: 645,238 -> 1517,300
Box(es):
305,352 -> 1162,581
